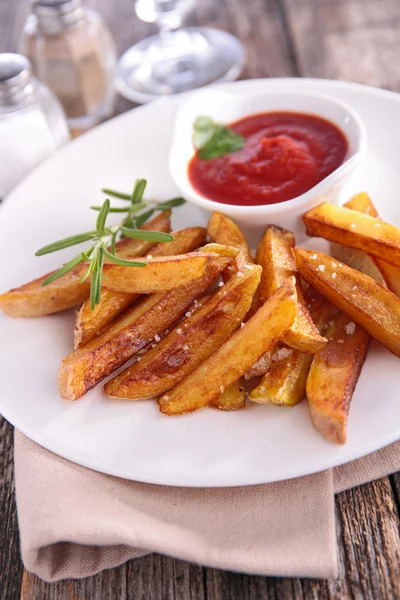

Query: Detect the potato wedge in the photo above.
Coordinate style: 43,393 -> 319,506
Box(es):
294,248 -> 400,358
74,227 -> 206,348
158,277 -> 297,416
304,201 -> 400,267
249,287 -> 337,406
207,211 -> 254,265
306,312 -> 370,444
211,379 -> 246,411
76,244 -> 238,294
256,225 -> 327,353
331,193 -> 400,296
59,256 -> 231,400
249,347 -> 312,406
0,211 -> 171,318
105,262 -> 261,399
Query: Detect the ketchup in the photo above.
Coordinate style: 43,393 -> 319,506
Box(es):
188,112 -> 348,206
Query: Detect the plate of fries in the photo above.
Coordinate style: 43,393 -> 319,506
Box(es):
1,78 -> 400,487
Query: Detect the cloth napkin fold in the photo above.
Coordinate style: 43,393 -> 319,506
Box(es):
14,430 -> 400,582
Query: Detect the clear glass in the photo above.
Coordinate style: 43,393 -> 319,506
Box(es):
22,9 -> 117,130
0,78 -> 69,200
115,0 -> 245,103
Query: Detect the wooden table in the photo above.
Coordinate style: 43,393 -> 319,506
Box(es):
1,0 -> 400,598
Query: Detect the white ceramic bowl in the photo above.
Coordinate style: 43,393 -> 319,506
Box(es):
169,87 -> 367,239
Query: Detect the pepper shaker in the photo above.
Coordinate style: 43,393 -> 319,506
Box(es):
0,53 -> 69,201
22,0 -> 117,131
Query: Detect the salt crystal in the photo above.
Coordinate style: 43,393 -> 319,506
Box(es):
353,285 -> 357,290
237,271 -> 243,277
350,223 -> 356,229
183,345 -> 189,351
220,386 -> 224,393
332,262 -> 337,267
318,265 -> 325,272
146,254 -> 152,259
136,356 -> 142,361
241,322 -> 245,329
337,339 -> 344,344
332,272 -> 337,279
154,334 -> 161,342
164,395 -> 169,400
311,254 -> 317,259
185,312 -> 191,317
272,347 -> 293,362
218,281 -> 224,287
151,344 -> 156,348
345,322 -> 356,335
177,328 -> 182,335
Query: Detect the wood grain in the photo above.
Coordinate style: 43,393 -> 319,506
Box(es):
1,0 -> 400,598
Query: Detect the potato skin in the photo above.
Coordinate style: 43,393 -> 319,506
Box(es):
294,248 -> 400,358
304,201 -> 400,267
306,312 -> 370,444
158,277 -> 297,416
58,256 -> 231,400
74,227 -> 207,348
105,263 -> 261,399
256,225 -> 326,353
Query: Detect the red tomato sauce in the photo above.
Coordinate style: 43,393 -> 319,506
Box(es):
188,112 -> 348,206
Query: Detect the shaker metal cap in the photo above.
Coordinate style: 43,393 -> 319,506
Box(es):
32,0 -> 84,31
0,53 -> 33,107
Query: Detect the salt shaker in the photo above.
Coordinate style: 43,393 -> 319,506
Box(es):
0,53 -> 69,201
22,0 -> 117,131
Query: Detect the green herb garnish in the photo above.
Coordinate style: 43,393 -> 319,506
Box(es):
193,116 -> 245,160
35,179 -> 185,309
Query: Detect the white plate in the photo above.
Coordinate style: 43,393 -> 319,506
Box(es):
1,78 -> 400,487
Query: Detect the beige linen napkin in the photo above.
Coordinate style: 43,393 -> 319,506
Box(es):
14,431 -> 400,582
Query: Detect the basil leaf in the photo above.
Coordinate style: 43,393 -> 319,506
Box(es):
193,116 -> 245,160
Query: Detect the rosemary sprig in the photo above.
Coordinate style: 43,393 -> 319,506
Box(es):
35,179 -> 185,309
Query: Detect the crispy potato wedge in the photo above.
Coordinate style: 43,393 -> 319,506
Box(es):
58,256 -> 230,400
76,244 -> 238,294
74,227 -> 206,348
211,379 -> 246,411
249,288 -> 338,406
256,225 -> 327,353
304,201 -> 400,267
306,312 -> 370,444
331,193 -> 400,296
295,248 -> 400,358
0,211 -> 171,318
105,262 -> 261,399
207,211 -> 254,264
250,347 -> 312,406
158,277 -> 297,416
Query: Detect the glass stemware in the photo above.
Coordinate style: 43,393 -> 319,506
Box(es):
115,0 -> 245,103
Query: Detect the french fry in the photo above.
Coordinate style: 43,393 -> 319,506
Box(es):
306,312 -> 370,444
294,248 -> 400,358
211,378 -> 246,411
249,287 -> 338,406
304,201 -> 400,267
58,255 -> 231,400
105,262 -> 261,399
76,244 -> 238,295
207,211 -> 254,266
74,227 -> 206,348
256,225 -> 327,353
158,277 -> 297,416
331,193 -> 400,296
0,211 -> 171,318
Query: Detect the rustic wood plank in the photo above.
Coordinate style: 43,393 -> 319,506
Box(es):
1,0 -> 400,599
283,0 -> 400,91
